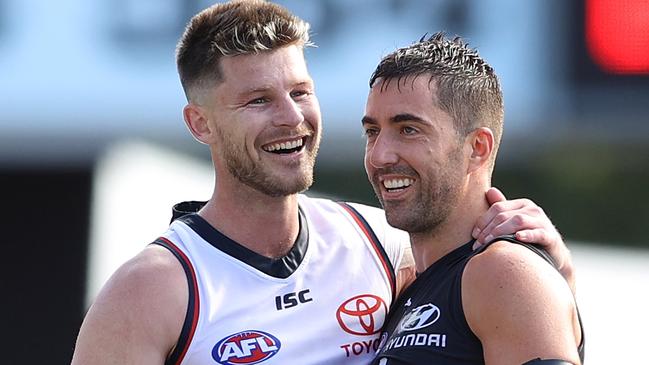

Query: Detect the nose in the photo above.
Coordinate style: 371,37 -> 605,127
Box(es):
273,95 -> 304,127
366,132 -> 399,169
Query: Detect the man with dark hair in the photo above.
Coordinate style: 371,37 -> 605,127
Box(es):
365,33 -> 584,364
72,2 -> 576,364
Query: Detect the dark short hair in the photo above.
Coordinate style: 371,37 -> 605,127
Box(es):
176,0 -> 312,102
370,32 -> 504,152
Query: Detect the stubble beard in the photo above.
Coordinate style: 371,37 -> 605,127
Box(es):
220,131 -> 320,198
373,148 -> 463,235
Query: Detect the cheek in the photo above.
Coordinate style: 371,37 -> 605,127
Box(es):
300,96 -> 320,117
305,107 -> 321,128
237,113 -> 267,145
363,150 -> 376,177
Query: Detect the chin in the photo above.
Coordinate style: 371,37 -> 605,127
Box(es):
385,207 -> 440,234
262,175 -> 313,197
384,207 -> 413,230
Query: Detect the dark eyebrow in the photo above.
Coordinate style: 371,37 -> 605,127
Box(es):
361,116 -> 377,126
361,113 -> 429,126
391,113 -> 428,124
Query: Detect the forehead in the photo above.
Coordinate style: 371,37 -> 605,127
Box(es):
218,45 -> 311,92
366,75 -> 441,117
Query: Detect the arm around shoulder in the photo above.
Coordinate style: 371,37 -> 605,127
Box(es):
71,245 -> 188,365
462,241 -> 582,365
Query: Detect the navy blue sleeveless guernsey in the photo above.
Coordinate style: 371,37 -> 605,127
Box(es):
371,236 -> 585,365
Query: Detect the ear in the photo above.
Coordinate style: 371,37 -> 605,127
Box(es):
183,103 -> 213,145
466,127 -> 494,174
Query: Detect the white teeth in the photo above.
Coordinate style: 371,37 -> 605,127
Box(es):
264,138 -> 304,152
383,178 -> 413,189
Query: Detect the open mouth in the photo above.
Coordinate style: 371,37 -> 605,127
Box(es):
262,137 -> 306,155
382,178 -> 414,192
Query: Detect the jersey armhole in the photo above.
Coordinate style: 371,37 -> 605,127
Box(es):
337,202 -> 397,301
151,237 -> 200,365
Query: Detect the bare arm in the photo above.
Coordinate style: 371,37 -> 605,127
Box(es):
462,241 -> 582,365
473,187 -> 576,293
71,245 -> 187,365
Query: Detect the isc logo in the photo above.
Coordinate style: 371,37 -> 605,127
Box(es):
275,289 -> 312,310
212,330 -> 281,364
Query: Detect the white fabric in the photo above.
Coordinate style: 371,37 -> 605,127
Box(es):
163,195 -> 408,365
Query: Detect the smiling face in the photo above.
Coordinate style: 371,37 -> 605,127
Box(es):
363,76 -> 468,234
192,45 -> 321,197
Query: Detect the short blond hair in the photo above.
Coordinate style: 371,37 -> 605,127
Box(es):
176,0 -> 312,101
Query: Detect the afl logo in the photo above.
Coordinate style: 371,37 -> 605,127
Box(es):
397,303 -> 440,332
212,330 -> 281,365
336,294 -> 387,335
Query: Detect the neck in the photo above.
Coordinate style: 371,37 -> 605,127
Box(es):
409,184 -> 490,273
199,177 -> 300,259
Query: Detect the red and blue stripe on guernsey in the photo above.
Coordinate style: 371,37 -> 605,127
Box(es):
152,237 -> 200,365
337,202 -> 396,302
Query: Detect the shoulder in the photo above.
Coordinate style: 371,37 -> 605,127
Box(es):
100,244 -> 188,329
465,241 -> 552,282
102,244 -> 186,297
72,245 -> 187,363
119,244 -> 187,295
462,241 -> 581,363
462,240 -> 573,312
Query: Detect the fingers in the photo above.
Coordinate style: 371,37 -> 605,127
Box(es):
473,188 -> 505,236
472,192 -> 577,294
485,187 -> 506,205
472,223 -> 538,250
473,198 -> 540,240
515,228 -> 563,261
515,228 -> 548,244
475,212 -> 540,245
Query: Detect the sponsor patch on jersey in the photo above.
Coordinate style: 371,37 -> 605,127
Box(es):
212,330 -> 281,364
397,303 -> 440,332
336,294 -> 387,335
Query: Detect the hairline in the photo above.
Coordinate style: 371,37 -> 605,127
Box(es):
186,41 -> 310,105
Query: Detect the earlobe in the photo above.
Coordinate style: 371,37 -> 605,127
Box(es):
183,104 -> 212,145
467,127 -> 494,173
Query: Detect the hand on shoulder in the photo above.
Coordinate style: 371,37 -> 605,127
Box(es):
462,241 -> 582,365
473,187 -> 576,294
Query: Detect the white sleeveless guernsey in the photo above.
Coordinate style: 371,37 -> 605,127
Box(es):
154,195 -> 407,365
